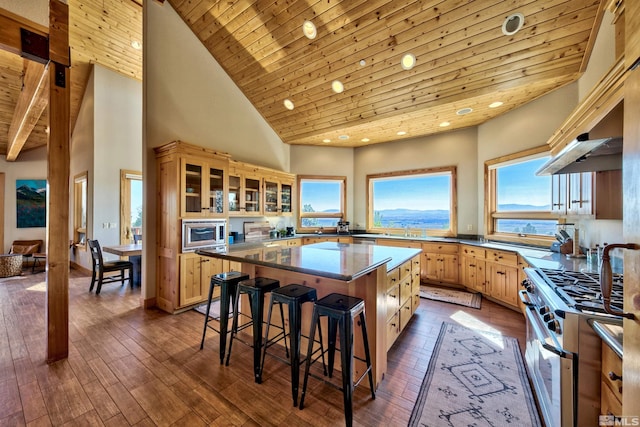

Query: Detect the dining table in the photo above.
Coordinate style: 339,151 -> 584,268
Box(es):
102,243 -> 142,287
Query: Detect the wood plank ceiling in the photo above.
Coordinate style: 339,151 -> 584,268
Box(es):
1,0 -> 605,157
169,0 -> 605,147
0,0 -> 142,159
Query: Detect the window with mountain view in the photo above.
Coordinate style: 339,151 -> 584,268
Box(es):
297,176 -> 346,231
486,147 -> 556,245
367,166 -> 457,236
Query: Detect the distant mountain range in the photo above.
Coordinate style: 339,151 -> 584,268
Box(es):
497,203 -> 551,211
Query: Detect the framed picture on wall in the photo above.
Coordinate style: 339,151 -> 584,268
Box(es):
16,179 -> 46,228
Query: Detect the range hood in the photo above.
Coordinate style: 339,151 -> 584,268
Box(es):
536,101 -> 624,176
535,134 -> 622,175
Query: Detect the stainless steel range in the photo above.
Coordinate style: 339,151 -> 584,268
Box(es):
520,267 -> 624,427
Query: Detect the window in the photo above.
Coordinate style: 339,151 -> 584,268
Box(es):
297,176 -> 346,232
485,146 -> 557,245
73,172 -> 88,249
367,166 -> 457,237
120,170 -> 143,244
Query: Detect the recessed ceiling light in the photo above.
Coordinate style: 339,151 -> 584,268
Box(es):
456,107 -> 473,115
401,53 -> 416,70
489,101 -> 504,108
283,99 -> 294,110
397,131 -> 407,136
361,138 -> 370,142
131,40 -> 142,50
332,80 -> 344,93
338,134 -> 349,140
322,139 -> 331,143
359,59 -> 366,66
439,121 -> 451,127
502,13 -> 524,36
302,20 -> 317,39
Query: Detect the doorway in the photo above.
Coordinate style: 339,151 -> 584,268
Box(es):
120,170 -> 142,244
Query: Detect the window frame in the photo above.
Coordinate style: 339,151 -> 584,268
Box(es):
366,166 -> 457,237
484,145 -> 558,246
73,172 -> 88,250
296,175 -> 347,233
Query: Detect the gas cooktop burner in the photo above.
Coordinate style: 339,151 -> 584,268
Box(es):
538,268 -> 624,315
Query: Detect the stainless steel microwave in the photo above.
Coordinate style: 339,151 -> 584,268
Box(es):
181,219 -> 226,252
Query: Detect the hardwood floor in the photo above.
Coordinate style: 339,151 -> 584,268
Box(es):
0,269 -> 526,426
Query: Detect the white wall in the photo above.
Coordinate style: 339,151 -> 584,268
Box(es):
354,128 -> 478,233
579,10 -> 617,101
144,1 -> 292,299
93,65 -> 142,249
290,145 -> 355,225
0,0 -> 48,28
1,146 -> 47,252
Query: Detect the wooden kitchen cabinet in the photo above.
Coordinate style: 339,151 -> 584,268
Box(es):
263,173 -> 295,216
600,344 -> 623,418
595,170 -> 622,219
567,172 -> 593,215
180,156 -> 228,218
460,245 -> 486,293
155,141 -> 232,313
551,174 -> 568,214
485,249 -> 519,307
386,255 -> 420,350
302,236 -> 352,244
228,162 -> 262,216
179,253 -> 227,307
422,242 -> 458,285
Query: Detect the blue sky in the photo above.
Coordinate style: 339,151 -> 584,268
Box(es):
496,157 -> 551,207
373,174 -> 451,210
301,180 -> 342,211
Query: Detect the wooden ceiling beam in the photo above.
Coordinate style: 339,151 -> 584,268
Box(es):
0,7 -> 49,56
6,60 -> 49,161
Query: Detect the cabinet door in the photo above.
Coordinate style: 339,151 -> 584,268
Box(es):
181,159 -> 207,217
263,179 -> 279,215
551,174 -> 568,214
207,161 -> 226,216
179,254 -> 226,307
243,174 -> 262,215
441,253 -> 459,284
487,262 -> 518,307
462,256 -> 485,293
228,173 -> 241,215
423,252 -> 439,281
280,180 -> 293,215
568,172 -> 593,214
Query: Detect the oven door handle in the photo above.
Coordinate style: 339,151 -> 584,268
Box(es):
519,290 -> 534,306
525,307 -> 575,359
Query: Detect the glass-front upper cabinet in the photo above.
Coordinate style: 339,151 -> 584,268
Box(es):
280,181 -> 293,215
263,176 -> 294,216
181,157 -> 227,217
228,163 -> 262,216
244,175 -> 261,215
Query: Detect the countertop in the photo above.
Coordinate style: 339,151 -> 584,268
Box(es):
230,233 -> 606,274
197,242 -> 422,282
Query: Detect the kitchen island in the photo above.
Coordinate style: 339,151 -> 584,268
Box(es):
197,242 -> 422,387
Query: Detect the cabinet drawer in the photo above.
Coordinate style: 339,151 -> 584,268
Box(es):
386,313 -> 400,350
412,293 -> 420,313
488,250 -> 518,266
411,256 -> 421,273
399,260 -> 412,280
423,242 -> 459,254
601,345 -> 623,402
400,276 -> 412,304
601,380 -> 622,417
399,299 -> 412,331
387,268 -> 400,290
386,286 -> 400,321
461,245 -> 485,259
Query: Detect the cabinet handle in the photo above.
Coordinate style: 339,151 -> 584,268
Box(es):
469,264 -> 475,267
391,323 -> 397,327
608,371 -> 622,381
389,294 -> 397,298
201,259 -> 209,263
571,200 -> 580,203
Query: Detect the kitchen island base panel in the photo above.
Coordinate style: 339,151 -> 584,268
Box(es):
239,262 -> 388,388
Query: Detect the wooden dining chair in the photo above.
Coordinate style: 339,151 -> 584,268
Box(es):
88,239 -> 134,294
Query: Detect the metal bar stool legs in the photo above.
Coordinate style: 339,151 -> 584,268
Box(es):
199,271 -> 249,364
259,284 -> 326,406
299,293 -> 375,427
226,277 -> 280,383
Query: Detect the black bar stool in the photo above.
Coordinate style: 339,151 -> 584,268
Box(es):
299,293 -> 375,427
226,277 -> 280,383
199,271 -> 249,364
259,284 -> 327,407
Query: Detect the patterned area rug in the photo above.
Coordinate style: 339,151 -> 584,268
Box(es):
420,285 -> 482,309
409,322 -> 541,427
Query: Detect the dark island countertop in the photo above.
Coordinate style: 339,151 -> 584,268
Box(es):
197,242 -> 422,282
